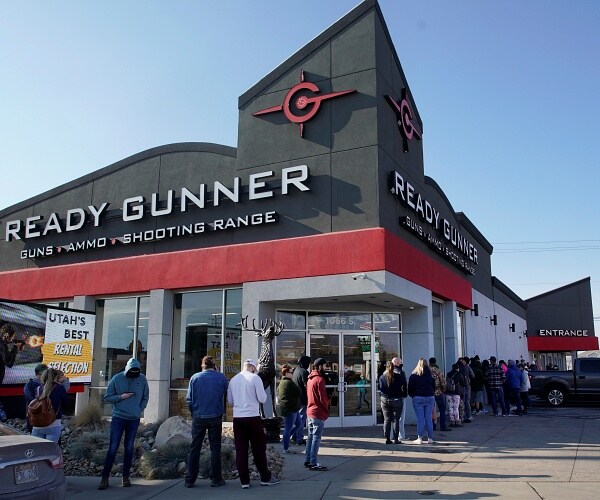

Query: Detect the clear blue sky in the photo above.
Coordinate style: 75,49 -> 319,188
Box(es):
1,0 -> 599,328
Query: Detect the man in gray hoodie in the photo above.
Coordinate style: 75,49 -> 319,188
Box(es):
98,358 -> 149,490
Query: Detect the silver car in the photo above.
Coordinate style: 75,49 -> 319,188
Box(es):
0,424 -> 66,499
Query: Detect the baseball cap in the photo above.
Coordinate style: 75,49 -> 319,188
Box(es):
244,359 -> 257,367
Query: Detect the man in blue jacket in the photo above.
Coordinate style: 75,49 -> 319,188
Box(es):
98,358 -> 149,490
184,355 -> 229,488
504,359 -> 523,415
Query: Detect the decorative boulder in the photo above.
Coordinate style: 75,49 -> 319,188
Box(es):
154,416 -> 192,449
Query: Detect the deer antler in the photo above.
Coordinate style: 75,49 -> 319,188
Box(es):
239,316 -> 285,337
240,315 -> 266,337
272,320 -> 285,337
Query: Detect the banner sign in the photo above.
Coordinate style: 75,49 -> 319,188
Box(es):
0,299 -> 95,387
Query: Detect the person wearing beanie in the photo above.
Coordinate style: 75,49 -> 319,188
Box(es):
277,365 -> 301,454
292,355 -> 311,445
305,358 -> 330,470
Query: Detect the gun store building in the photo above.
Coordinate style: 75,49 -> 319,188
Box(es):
0,0 -> 596,426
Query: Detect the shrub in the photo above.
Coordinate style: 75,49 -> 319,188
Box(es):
71,402 -> 104,430
69,431 -> 110,460
139,442 -> 190,479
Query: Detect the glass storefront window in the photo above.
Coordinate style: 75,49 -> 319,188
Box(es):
274,331 -> 306,378
277,311 -> 306,330
169,288 -> 242,419
90,296 -> 149,415
307,312 -> 372,331
374,313 -> 401,331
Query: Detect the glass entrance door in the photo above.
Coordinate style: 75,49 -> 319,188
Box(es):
309,332 -> 374,427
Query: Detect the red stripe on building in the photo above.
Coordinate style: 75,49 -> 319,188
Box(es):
527,336 -> 599,352
0,228 -> 471,308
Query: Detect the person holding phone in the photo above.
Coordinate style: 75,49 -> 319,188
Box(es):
97,358 -> 149,490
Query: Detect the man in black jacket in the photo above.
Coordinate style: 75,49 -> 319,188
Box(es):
292,355 -> 310,445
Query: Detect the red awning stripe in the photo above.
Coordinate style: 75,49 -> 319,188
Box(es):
527,336 -> 599,352
0,228 -> 472,308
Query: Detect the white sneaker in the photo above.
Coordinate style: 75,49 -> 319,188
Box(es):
425,439 -> 434,444
412,437 -> 423,444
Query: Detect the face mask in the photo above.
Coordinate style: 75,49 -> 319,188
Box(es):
126,370 -> 141,378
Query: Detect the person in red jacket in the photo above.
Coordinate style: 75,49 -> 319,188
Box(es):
304,358 -> 329,471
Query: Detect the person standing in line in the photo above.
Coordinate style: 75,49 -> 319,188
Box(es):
227,359 -> 280,489
277,365 -> 301,454
292,355 -> 310,446
445,363 -> 464,427
470,355 -> 485,415
30,367 -> 70,442
184,355 -> 229,488
459,357 -> 475,422
391,357 -> 408,439
519,363 -> 531,415
98,358 -> 149,490
408,358 -> 436,444
487,356 -> 508,416
305,358 -> 330,470
429,357 -> 450,432
379,360 -> 405,444
505,360 -> 523,415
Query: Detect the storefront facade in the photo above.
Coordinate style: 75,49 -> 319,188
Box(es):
0,0 -> 593,425
526,278 -> 598,370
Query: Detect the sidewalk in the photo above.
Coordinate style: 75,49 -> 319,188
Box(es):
66,407 -> 600,499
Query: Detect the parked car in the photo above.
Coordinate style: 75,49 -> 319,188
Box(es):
0,423 -> 66,499
529,358 -> 600,407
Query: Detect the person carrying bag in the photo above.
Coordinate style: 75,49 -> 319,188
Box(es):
29,367 -> 69,442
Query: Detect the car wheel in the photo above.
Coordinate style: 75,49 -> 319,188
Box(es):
545,386 -> 565,407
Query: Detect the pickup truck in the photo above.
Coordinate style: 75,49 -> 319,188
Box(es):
529,358 -> 600,406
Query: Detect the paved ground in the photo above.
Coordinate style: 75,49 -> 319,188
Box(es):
67,403 -> 600,499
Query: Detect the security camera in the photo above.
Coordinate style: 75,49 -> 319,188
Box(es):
352,273 -> 367,280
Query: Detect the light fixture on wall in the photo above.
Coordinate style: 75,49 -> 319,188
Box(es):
351,273 -> 367,280
490,314 -> 497,326
472,304 -> 479,316
509,323 -> 516,332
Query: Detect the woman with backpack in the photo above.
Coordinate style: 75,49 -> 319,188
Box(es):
30,367 -> 69,442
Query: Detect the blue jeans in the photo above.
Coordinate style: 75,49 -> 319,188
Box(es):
305,417 -> 325,465
32,423 -> 62,442
185,416 -> 223,484
412,396 -> 435,440
295,405 -> 307,443
282,411 -> 300,450
490,387 -> 507,415
101,416 -> 140,479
